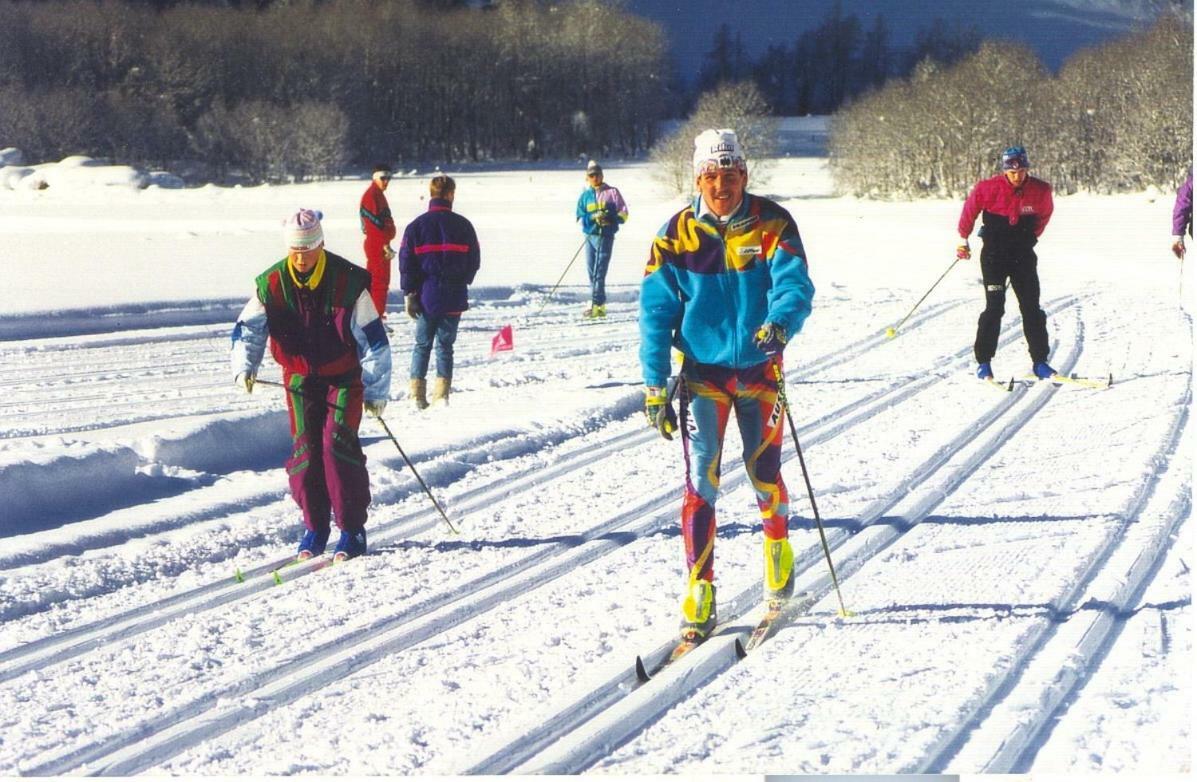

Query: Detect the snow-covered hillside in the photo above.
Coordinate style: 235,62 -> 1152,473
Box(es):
0,158 -> 1190,775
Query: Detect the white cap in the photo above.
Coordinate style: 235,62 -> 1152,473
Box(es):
283,208 -> 324,251
693,128 -> 746,175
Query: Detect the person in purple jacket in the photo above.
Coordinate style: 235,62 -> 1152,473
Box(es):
1171,173 -> 1192,259
398,175 -> 481,409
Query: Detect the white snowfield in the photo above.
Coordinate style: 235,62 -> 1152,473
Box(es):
0,158 -> 1189,776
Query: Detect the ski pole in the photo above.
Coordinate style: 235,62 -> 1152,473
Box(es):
374,414 -> 460,535
770,360 -> 853,618
534,236 -> 589,317
252,379 -> 459,535
1180,253 -> 1186,310
885,256 -> 960,339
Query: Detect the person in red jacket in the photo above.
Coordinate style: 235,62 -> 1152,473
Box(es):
957,145 -> 1055,381
360,164 -> 398,323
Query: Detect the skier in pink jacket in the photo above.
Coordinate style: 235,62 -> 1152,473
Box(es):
957,145 -> 1055,381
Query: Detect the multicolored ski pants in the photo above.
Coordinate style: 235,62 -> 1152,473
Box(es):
679,359 -> 790,584
283,373 -> 371,534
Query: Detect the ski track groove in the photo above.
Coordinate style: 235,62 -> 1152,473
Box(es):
14,293 -> 982,775
19,293 -> 1153,777
472,309 -> 1085,774
908,342 -> 1192,773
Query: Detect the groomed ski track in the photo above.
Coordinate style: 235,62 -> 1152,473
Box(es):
0,285 -> 1189,775
13,295 -> 974,774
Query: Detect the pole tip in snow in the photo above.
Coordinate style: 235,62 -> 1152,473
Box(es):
884,326 -> 897,339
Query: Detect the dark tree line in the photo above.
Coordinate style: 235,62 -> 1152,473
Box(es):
830,13 -> 1193,198
0,0 -> 669,182
696,3 -> 981,117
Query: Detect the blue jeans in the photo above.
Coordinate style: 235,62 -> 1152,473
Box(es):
584,233 -> 614,306
410,313 -> 461,380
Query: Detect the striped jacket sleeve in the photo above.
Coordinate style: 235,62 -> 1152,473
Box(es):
350,291 -> 392,402
230,294 -> 268,380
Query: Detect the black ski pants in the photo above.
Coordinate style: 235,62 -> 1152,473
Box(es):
974,248 -> 1050,365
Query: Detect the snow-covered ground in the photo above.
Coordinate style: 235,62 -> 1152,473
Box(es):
0,156 -> 1190,775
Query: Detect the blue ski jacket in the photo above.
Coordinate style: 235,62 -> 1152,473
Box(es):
639,193 -> 814,388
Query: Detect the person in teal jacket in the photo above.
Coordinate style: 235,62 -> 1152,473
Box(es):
575,160 -> 628,318
639,129 -> 815,642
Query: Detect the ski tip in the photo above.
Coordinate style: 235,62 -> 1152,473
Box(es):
733,638 -> 748,659
271,570 -> 283,586
837,608 -> 857,619
1006,377 -> 1014,391
884,326 -> 897,339
233,568 -> 244,584
634,655 -> 651,683
1107,373 -> 1114,387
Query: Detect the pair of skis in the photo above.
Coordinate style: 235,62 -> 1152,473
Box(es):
635,591 -> 818,682
232,551 -> 351,587
981,372 -> 1112,392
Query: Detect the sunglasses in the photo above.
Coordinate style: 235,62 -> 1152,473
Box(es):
377,174 -> 392,182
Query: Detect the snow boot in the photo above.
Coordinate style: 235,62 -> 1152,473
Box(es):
763,537 -> 794,601
976,362 -> 994,380
1032,361 -> 1056,380
431,377 -> 451,405
297,527 -> 330,560
333,528 -> 367,562
679,578 -> 717,641
410,378 -> 429,410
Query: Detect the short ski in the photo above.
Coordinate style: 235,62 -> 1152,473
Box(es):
739,599 -> 786,654
634,634 -> 704,682
233,554 -> 296,584
1052,372 -> 1112,389
980,376 -> 1014,392
270,554 -> 339,585
736,591 -> 821,656
1021,372 -> 1112,390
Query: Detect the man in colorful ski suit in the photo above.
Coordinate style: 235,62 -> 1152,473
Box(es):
575,160 -> 628,318
361,164 -> 398,322
957,145 -> 1055,381
639,129 -> 815,641
231,208 -> 392,562
398,174 -> 481,409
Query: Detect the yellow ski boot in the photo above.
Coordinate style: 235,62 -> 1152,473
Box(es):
764,537 -> 795,602
679,578 -> 717,641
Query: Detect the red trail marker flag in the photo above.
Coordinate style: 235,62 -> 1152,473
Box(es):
491,324 -> 513,356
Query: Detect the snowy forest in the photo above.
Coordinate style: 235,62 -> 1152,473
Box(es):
831,14 -> 1193,198
0,0 -> 670,178
0,0 -> 1191,194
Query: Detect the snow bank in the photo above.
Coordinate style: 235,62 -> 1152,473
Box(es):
0,442 -> 144,536
0,154 -> 185,191
137,411 -> 290,475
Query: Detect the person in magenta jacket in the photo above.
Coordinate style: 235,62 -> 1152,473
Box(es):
1171,172 -> 1192,259
957,145 -> 1055,381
